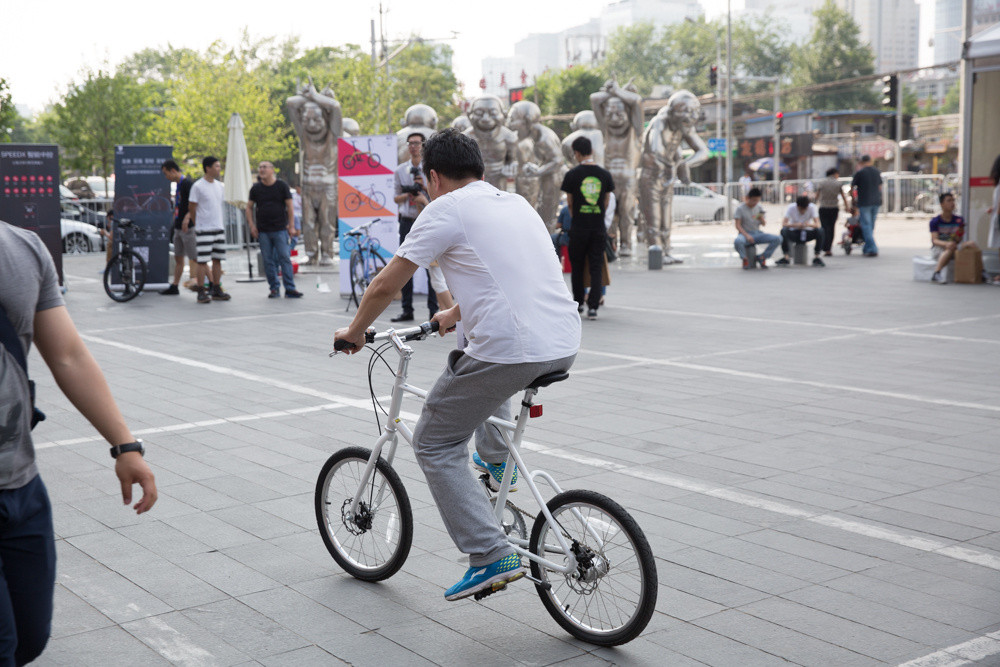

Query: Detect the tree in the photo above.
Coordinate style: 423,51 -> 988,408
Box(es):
939,81 -> 960,114
526,66 -> 605,116
149,45 -> 296,170
50,68 -> 155,186
601,23 -> 663,96
791,0 -> 877,110
0,78 -> 16,142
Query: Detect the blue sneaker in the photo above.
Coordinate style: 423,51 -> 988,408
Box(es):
444,553 -> 526,601
472,452 -> 517,492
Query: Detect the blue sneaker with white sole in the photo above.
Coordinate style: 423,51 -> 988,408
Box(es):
444,553 -> 526,601
472,452 -> 517,492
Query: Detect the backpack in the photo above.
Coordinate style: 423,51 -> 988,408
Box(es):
0,302 -> 45,434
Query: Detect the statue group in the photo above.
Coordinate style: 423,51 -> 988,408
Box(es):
286,80 -> 708,265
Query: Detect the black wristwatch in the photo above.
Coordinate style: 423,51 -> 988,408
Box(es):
110,440 -> 145,459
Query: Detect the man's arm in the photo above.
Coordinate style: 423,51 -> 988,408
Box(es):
285,197 -> 296,235
334,256 -> 419,351
33,306 -> 157,513
244,202 -> 257,239
187,201 -> 198,231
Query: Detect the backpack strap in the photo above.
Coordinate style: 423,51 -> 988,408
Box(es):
0,302 -> 46,429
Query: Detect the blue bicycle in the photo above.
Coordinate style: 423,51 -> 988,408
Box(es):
344,219 -> 389,310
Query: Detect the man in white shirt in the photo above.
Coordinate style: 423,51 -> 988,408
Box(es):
188,156 -> 232,302
389,133 -> 436,322
335,129 -> 580,602
776,195 -> 825,267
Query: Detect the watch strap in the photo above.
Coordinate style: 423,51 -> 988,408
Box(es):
110,441 -> 144,458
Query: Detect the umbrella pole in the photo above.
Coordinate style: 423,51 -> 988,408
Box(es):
236,215 -> 265,283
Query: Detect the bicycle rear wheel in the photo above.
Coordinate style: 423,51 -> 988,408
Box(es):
350,249 -> 386,304
315,446 -> 413,581
103,251 -> 147,302
529,489 -> 657,646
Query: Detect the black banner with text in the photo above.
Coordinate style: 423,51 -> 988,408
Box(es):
0,145 -> 63,282
113,145 -> 173,286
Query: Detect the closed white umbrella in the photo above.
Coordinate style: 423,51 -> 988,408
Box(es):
224,112 -> 262,281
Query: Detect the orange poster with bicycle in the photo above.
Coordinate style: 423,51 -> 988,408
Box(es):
338,134 -> 397,295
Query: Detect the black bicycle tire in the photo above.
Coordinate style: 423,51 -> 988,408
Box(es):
103,250 -> 147,303
314,446 -> 413,581
351,250 -> 386,304
367,154 -> 381,169
528,489 -> 658,646
341,154 -> 356,171
114,197 -> 140,215
345,192 -> 362,212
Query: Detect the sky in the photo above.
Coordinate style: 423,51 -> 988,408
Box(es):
4,0 -> 935,115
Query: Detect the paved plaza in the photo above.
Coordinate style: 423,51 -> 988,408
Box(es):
30,215 -> 1000,666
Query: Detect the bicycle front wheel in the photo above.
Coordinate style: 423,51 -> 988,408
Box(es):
529,489 -> 657,646
350,249 -> 386,304
315,446 -> 413,581
344,192 -> 362,212
103,251 -> 147,302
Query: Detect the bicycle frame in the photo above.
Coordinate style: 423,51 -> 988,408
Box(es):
343,328 -> 599,576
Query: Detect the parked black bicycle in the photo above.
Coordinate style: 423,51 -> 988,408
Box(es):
103,218 -> 147,302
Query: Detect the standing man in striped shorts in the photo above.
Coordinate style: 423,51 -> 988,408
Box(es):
188,157 -> 232,303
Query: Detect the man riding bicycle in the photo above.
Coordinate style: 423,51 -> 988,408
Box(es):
334,128 -> 581,600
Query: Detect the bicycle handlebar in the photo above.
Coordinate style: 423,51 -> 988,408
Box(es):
333,321 -> 439,352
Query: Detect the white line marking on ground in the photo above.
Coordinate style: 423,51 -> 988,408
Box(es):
610,304 -> 878,332
896,629 -> 1000,667
81,309 -> 344,334
76,335 -> 1000,572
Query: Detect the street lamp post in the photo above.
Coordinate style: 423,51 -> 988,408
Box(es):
726,0 -> 733,187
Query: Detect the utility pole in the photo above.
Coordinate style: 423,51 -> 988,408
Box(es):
895,73 -> 903,213
773,80 -> 781,203
726,0 -> 733,186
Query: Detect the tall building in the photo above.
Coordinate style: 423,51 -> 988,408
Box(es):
838,0 -> 920,72
741,0 -> 820,44
935,0 -> 1000,65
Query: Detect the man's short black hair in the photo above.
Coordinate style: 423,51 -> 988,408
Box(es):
826,167 -> 839,177
860,154 -> 872,163
161,160 -> 180,172
747,187 -> 762,198
421,128 -> 484,181
407,132 -> 425,143
571,136 -> 592,157
939,191 -> 955,204
796,195 -> 810,208
202,156 -> 220,171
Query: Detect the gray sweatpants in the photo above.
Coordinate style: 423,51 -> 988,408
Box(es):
412,349 -> 576,567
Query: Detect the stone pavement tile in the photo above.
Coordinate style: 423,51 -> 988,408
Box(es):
673,452 -> 786,482
49,503 -> 107,540
644,457 -> 759,487
628,511 -> 746,553
179,599 -> 311,661
907,486 -> 1000,519
823,573 -> 1000,633
736,530 -> 883,572
657,561 -> 772,609
969,532 -> 1000,552
821,455 -> 965,489
175,551 -> 281,597
656,583 -> 728,622
253,494 -> 315,530
223,541 -> 324,586
646,621 -> 794,667
766,468 -> 915,502
49,583 -> 115,639
782,583 -> 979,647
860,563 -> 997,613
697,536 -> 849,584
149,449 -> 226,482
259,646 -> 348,666
374,615 -> 520,665
737,596 -> 929,663
590,635 -> 709,666
35,625 -> 172,667
201,473 -> 291,505
208,504 -> 305,540
292,574 -> 423,629
161,480 -> 244,512
893,551 -> 1000,592
566,440 -> 673,467
123,611 -> 252,665
56,542 -> 173,624
237,586 -> 366,645
269,530 -> 345,569
668,494 -> 803,532
117,519 -> 214,561
696,442 -> 841,473
844,503 -> 991,542
870,494 -> 1000,534
160,510 -> 259,550
665,547 -> 810,596
692,610 -> 880,667
732,479 -> 864,512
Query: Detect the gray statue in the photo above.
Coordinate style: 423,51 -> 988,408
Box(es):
287,82 -> 342,265
450,115 -> 472,132
514,136 -> 540,209
507,100 -> 564,225
464,95 -> 518,189
561,110 -> 604,167
342,118 -> 360,137
592,80 -> 643,257
638,90 -> 709,264
396,104 -> 437,163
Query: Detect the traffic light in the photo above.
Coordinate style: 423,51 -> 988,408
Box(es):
774,111 -> 783,133
881,74 -> 899,108
709,65 -> 718,88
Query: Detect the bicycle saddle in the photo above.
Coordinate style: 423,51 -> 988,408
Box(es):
526,371 -> 569,390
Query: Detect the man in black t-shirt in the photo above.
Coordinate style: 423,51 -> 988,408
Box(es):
850,154 -> 882,257
561,136 -> 614,320
246,161 -> 302,298
160,160 -> 196,294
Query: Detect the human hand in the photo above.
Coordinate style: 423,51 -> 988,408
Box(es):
249,224 -> 258,240
334,326 -> 366,355
115,452 -> 157,514
182,219 -> 190,233
431,306 -> 460,336
744,234 -> 755,244
413,193 -> 429,207
287,226 -> 299,238
948,240 -> 958,250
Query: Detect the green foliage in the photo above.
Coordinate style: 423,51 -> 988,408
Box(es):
526,66 -> 605,116
601,23 -> 662,96
51,68 -> 155,179
0,78 -> 15,142
791,0 -> 877,110
940,81 -> 960,114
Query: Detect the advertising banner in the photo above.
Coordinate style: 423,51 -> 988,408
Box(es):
337,134 -> 400,296
113,145 -> 173,287
0,145 -> 62,282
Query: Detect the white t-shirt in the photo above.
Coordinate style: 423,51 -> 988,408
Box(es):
189,177 -> 226,231
784,203 -> 818,227
395,180 -> 581,364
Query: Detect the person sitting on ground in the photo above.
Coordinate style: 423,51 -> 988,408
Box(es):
551,199 -> 572,254
929,192 -> 965,284
777,195 -> 825,267
733,187 -> 781,269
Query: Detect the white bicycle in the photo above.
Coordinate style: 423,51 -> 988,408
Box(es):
315,323 -> 658,646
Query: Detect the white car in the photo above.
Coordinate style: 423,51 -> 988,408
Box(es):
670,183 -> 741,222
61,218 -> 104,254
